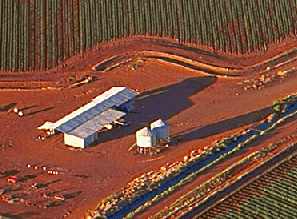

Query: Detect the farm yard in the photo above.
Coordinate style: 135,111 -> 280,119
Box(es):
0,1 -> 297,219
0,50 -> 296,218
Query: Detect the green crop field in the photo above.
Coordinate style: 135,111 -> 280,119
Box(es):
200,151 -> 297,219
0,0 -> 297,71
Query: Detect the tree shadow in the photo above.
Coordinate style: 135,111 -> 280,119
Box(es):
0,170 -> 20,178
0,103 -> 16,112
0,212 -> 23,219
62,191 -> 82,200
172,106 -> 273,144
91,76 -> 216,146
18,212 -> 40,218
19,105 -> 37,111
93,57 -> 118,71
18,174 -> 37,183
33,179 -> 61,189
26,107 -> 54,116
74,174 -> 89,179
46,201 -> 62,208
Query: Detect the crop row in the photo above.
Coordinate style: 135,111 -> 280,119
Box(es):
160,135 -> 297,219
1,0 -> 297,71
151,137 -> 292,219
150,151 -> 262,219
200,143 -> 297,219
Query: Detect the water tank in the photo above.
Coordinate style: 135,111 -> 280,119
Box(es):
150,119 -> 169,139
136,127 -> 156,148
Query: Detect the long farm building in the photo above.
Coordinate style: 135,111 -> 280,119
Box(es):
38,87 -> 137,148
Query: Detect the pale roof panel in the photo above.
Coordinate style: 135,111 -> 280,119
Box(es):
50,87 -> 136,132
68,109 -> 126,138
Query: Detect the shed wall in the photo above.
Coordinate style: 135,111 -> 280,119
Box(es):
84,132 -> 98,147
64,133 -> 85,148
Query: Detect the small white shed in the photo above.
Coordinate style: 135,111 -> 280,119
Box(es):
64,132 -> 98,149
150,119 -> 169,140
64,133 -> 85,148
136,127 -> 156,148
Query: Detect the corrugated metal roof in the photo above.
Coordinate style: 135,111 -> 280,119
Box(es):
53,87 -> 136,133
68,109 -> 126,138
93,87 -> 136,105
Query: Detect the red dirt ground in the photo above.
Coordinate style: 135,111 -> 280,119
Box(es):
0,36 -> 296,219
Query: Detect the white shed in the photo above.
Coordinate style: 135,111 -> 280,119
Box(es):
64,132 -> 97,149
64,109 -> 126,148
136,127 -> 156,148
150,119 -> 169,140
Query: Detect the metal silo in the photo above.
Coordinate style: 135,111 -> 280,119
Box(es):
136,127 -> 156,148
150,119 -> 169,140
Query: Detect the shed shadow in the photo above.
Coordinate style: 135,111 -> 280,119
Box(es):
92,76 -> 216,145
173,106 -> 273,143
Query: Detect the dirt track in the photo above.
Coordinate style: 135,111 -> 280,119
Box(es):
0,36 -> 297,219
1,36 -> 297,90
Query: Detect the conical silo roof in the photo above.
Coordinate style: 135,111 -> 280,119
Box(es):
136,127 -> 156,148
150,119 -> 169,139
136,127 -> 154,137
150,119 -> 168,128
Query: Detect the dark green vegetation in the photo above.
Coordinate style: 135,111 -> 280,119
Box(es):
199,150 -> 297,219
1,0 -> 297,71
